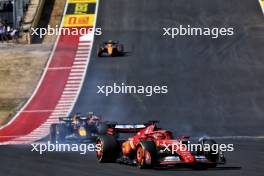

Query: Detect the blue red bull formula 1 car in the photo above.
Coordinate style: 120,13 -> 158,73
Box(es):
49,112 -> 108,143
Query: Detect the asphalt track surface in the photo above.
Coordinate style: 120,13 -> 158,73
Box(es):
74,0 -> 264,137
0,139 -> 263,176
1,0 -> 264,175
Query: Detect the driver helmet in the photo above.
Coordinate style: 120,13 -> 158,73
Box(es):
72,113 -> 81,124
153,132 -> 166,139
88,112 -> 94,118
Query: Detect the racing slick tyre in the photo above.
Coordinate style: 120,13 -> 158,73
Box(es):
199,138 -> 219,168
136,141 -> 157,169
97,47 -> 103,57
49,124 -> 57,144
111,48 -> 118,57
96,135 -> 119,163
55,124 -> 69,143
117,44 -> 124,53
97,50 -> 102,57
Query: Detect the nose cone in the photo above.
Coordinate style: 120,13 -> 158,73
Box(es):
184,154 -> 195,163
107,45 -> 113,55
177,149 -> 195,163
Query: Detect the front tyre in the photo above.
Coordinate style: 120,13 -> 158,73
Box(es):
49,124 -> 57,144
117,44 -> 124,53
136,141 -> 157,169
199,138 -> 219,167
56,124 -> 68,143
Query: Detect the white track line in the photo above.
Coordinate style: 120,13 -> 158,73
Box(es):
71,68 -> 85,71
78,43 -> 91,46
204,136 -> 264,140
76,54 -> 89,57
22,110 -> 53,113
72,65 -> 86,69
67,81 -> 82,84
259,0 -> 264,15
48,67 -> 72,70
78,46 -> 90,50
76,50 -> 90,54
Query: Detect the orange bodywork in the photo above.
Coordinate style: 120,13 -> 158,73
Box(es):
107,44 -> 113,55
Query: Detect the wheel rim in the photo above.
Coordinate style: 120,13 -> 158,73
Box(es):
136,146 -> 144,165
96,140 -> 103,160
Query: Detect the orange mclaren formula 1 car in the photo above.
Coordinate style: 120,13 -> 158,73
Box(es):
96,121 -> 226,169
97,40 -> 124,57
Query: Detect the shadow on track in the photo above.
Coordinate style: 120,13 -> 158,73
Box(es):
153,166 -> 242,171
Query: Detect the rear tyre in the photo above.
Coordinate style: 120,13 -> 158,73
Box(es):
136,141 -> 157,169
96,123 -> 108,135
97,47 -> 103,57
98,51 -> 102,57
96,135 -> 119,163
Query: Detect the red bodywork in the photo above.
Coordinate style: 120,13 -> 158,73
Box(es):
97,122 -> 225,168
105,123 -> 215,166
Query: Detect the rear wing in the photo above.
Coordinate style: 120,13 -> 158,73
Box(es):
111,124 -> 146,133
59,116 -> 88,122
107,121 -> 159,134
59,117 -> 72,122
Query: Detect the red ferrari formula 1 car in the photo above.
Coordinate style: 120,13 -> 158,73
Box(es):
96,121 -> 226,169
